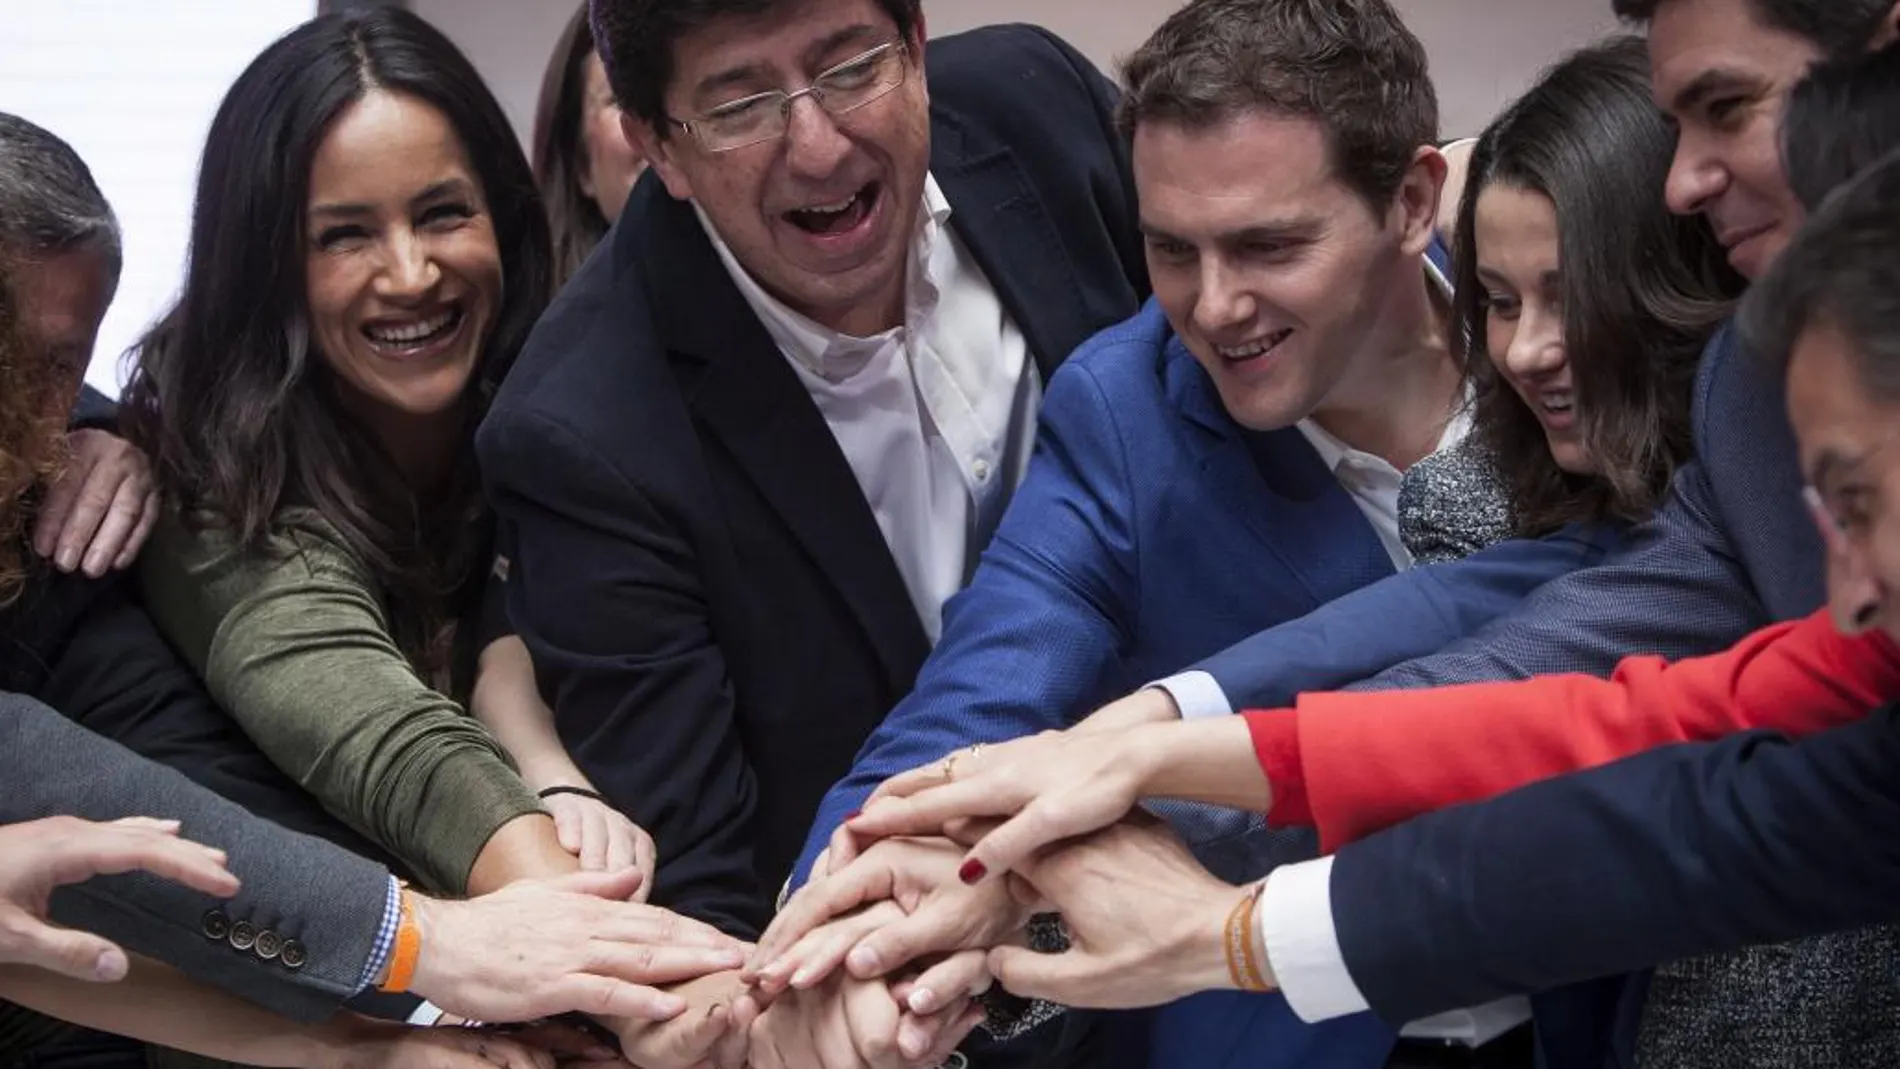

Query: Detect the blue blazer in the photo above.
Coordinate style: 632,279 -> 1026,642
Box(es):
795,298 -> 1614,1069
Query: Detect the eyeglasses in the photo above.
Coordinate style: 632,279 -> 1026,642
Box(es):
1800,428 -> 1900,560
669,41 -> 908,153
1803,484 -> 1854,559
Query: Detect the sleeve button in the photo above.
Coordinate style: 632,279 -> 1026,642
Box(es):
228,921 -> 257,951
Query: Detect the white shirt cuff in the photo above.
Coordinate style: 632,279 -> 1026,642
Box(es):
1258,856 -> 1371,1022
1149,671 -> 1232,719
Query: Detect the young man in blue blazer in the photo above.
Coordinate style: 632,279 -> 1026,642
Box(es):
784,2 -> 1615,1066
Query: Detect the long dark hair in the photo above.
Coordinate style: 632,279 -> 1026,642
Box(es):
533,3 -> 609,286
123,8 -> 553,681
1451,35 -> 1741,535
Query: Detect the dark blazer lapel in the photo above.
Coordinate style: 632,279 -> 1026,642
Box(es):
931,113 -> 1095,384
1162,338 -> 1394,601
632,192 -> 931,690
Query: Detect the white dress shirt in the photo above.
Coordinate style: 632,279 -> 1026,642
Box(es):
697,176 -> 1039,642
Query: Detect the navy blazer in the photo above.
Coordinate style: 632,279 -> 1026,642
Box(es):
1331,709 -> 1900,1020
478,24 -> 1146,939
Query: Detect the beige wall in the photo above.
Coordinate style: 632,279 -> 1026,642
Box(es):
412,0 -> 1625,151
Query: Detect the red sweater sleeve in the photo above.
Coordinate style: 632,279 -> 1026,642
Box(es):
1260,610 -> 1900,853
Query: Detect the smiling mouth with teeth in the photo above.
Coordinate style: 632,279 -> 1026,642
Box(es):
1217,328 -> 1294,362
1540,393 -> 1574,414
363,306 -> 463,351
786,183 -> 879,235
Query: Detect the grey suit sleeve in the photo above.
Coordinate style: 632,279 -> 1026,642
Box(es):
1350,453 -> 1770,690
2,692 -> 389,1023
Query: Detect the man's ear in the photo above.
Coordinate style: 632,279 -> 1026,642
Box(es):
622,111 -> 694,201
1393,144 -> 1449,257
906,7 -> 929,105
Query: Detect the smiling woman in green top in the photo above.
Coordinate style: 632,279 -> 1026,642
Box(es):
122,9 -> 644,896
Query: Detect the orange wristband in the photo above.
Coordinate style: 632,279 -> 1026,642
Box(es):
378,890 -> 422,993
1223,882 -> 1271,992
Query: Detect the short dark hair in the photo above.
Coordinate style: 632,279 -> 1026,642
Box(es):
591,0 -> 923,130
1742,148 -> 1900,402
1117,0 -> 1437,211
534,3 -> 609,286
122,7 -> 553,681
1453,36 -> 1742,534
0,112 -> 121,277
1611,0 -> 1892,59
1783,41 -> 1900,211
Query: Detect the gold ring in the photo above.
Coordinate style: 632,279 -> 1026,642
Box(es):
940,744 -> 986,784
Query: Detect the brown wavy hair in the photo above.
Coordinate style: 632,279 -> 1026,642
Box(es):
1451,37 -> 1742,536
0,267 -> 71,606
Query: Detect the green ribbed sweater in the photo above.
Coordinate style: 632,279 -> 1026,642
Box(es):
140,509 -> 542,894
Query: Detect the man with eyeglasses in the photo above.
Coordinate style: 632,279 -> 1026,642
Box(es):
476,0 -> 1141,1066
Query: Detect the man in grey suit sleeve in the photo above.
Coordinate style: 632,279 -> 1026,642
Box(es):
6,691 -> 386,1023
2,691 -> 750,1028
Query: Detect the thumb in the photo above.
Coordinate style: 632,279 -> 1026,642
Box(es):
552,805 -> 581,854
984,945 -> 1070,1003
27,924 -> 131,983
548,866 -> 645,902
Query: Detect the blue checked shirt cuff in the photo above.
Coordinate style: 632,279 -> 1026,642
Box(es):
354,876 -> 404,994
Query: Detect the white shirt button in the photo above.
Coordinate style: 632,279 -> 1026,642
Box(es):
973,458 -> 992,483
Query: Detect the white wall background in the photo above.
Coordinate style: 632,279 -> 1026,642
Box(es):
0,0 -> 1624,395
0,0 -> 317,396
411,0 -> 1626,153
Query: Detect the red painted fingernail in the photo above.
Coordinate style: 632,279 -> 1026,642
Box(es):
959,859 -> 988,884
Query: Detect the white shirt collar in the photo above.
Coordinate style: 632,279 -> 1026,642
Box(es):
695,176 -> 954,382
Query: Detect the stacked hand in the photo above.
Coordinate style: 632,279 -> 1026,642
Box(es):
845,731 -> 1153,886
408,868 -> 749,1024
539,791 -> 657,882
984,817 -> 1250,1008
678,833 -> 1025,1069
765,725 -> 1275,1016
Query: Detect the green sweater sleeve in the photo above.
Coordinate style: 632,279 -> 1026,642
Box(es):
139,511 -> 544,893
